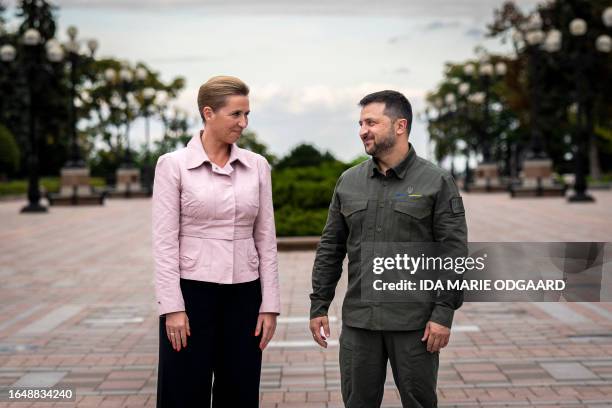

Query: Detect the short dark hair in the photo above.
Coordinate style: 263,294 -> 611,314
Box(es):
359,90 -> 413,135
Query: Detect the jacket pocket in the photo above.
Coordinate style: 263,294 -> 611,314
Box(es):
179,235 -> 202,271
340,200 -> 368,217
341,200 -> 368,243
393,202 -> 431,219
393,202 -> 432,241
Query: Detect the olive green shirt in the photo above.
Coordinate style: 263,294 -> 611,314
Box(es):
310,144 -> 468,330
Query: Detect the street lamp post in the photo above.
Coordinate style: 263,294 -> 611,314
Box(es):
479,60 -> 493,163
141,86 -> 155,195
119,68 -> 134,168
566,18 -> 593,202
2,32 -> 66,211
567,18 -> 592,202
508,12 -> 563,197
556,9 -> 610,202
457,82 -> 474,188
0,44 -> 17,126
105,66 -> 135,168
463,58 -> 506,164
2,25 -> 106,208
523,14 -> 549,160
134,68 -> 152,164
66,27 -> 82,167
63,26 -> 98,168
463,58 -> 506,192
15,28 -> 66,213
444,93 -> 457,178
45,26 -> 106,206
104,65 -> 148,198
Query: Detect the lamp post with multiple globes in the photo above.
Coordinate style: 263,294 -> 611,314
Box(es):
1,28 -> 65,212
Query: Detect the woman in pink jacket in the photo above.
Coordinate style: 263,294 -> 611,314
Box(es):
152,76 -> 280,407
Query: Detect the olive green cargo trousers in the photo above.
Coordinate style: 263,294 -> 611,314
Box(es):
339,324 -> 439,408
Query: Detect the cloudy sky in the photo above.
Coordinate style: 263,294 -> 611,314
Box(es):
7,0 -> 541,162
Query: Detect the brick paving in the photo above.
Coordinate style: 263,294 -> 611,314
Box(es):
0,191 -> 611,407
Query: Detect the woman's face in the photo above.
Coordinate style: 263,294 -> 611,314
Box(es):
204,95 -> 250,144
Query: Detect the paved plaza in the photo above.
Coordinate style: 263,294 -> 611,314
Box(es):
0,191 -> 611,407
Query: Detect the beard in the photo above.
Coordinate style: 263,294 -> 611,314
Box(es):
365,128 -> 396,157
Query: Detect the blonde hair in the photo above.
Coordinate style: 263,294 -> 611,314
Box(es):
197,76 -> 249,122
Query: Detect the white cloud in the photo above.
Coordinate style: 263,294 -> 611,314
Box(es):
250,82 -> 426,114
160,82 -> 430,162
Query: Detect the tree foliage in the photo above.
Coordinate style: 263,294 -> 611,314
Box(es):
237,130 -> 277,165
0,1 -> 188,179
425,0 -> 612,177
82,58 -> 185,178
275,143 -> 338,170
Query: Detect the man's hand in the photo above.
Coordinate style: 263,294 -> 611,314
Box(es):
255,313 -> 277,351
165,311 -> 191,352
309,316 -> 331,348
421,321 -> 450,353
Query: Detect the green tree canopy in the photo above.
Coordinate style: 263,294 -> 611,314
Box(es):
275,143 -> 338,170
236,130 -> 277,165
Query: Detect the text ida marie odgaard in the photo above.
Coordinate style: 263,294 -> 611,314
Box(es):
371,254 -> 566,291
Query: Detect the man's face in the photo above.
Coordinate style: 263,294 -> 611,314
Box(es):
359,102 -> 396,157
203,95 -> 250,144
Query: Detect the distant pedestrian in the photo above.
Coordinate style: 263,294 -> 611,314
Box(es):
152,76 -> 280,407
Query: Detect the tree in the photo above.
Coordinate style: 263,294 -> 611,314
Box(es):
270,142 -> 347,235
1,1 -> 191,182
82,58 -> 185,177
13,0 -> 72,176
275,143 -> 338,170
0,1 -> 6,25
16,0 -> 56,40
425,58 -> 520,177
487,0 -> 612,177
140,107 -> 193,172
236,130 -> 277,165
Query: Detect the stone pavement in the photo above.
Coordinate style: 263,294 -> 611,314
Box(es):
0,191 -> 611,407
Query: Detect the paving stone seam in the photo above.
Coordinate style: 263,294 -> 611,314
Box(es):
317,356 -> 612,366
264,380 -> 611,390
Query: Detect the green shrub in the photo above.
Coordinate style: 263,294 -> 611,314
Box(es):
0,179 -> 27,195
274,207 -> 329,237
270,161 -> 349,236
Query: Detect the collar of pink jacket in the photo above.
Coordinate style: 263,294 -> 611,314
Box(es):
185,131 -> 251,170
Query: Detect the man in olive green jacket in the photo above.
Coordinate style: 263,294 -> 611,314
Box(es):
309,90 -> 468,408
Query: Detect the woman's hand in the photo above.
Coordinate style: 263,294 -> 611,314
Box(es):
165,311 -> 191,352
255,313 -> 277,351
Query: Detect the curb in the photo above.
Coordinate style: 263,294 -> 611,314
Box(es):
277,236 -> 320,251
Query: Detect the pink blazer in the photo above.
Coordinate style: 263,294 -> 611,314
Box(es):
152,132 -> 280,316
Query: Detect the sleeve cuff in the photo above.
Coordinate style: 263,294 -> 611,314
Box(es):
309,304 -> 329,320
157,299 -> 185,316
429,305 -> 455,328
259,293 -> 280,314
